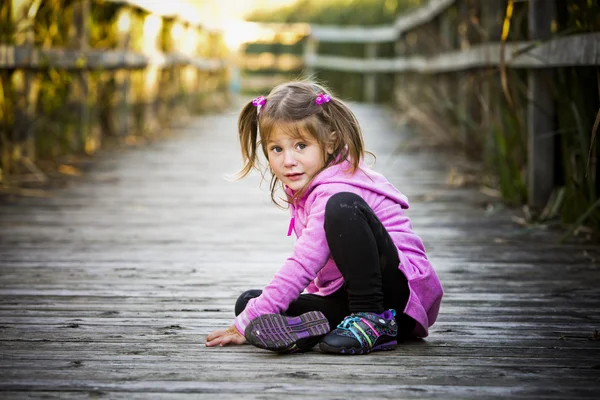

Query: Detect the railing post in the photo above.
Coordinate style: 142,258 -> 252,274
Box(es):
457,0 -> 481,155
527,0 -> 556,210
10,0 -> 39,172
481,0 -> 506,166
116,7 -> 132,137
69,0 -> 91,153
142,14 -> 163,133
364,42 -> 377,103
304,36 -> 317,78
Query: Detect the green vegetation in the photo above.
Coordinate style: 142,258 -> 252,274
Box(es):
243,0 -> 599,239
245,0 -> 421,101
396,0 -> 600,239
0,0 -> 227,191
247,0 -> 420,25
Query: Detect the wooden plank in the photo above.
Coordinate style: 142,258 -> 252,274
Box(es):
309,0 -> 455,43
527,0 -> 556,210
305,33 -> 600,73
68,0 -> 91,153
239,53 -> 304,72
309,25 -> 397,43
0,45 -> 225,71
3,341 -> 599,359
0,379 -> 598,399
364,43 -> 377,102
394,0 -> 455,34
0,106 -> 599,398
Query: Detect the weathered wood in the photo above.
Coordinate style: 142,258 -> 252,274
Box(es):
0,105 -> 599,398
364,43 -> 377,103
305,34 -> 600,73
309,25 -> 397,43
527,0 -> 556,210
394,0 -> 455,34
303,37 -> 318,78
309,0 -> 455,43
9,0 -> 38,167
480,0 -> 506,165
0,45 -> 224,71
68,0 -> 91,153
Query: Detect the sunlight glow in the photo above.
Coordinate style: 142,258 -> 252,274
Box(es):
223,21 -> 263,50
143,15 -> 162,53
116,11 -> 131,33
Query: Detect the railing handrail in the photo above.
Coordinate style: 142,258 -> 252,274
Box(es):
0,44 -> 225,71
309,0 -> 455,42
305,33 -> 600,72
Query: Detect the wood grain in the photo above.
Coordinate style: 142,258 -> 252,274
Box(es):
1,103 -> 599,399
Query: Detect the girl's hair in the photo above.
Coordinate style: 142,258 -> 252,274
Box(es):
237,80 -> 368,205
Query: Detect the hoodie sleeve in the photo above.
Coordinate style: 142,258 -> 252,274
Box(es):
234,187 -> 341,335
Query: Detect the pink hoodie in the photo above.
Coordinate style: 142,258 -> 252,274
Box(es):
234,159 -> 443,337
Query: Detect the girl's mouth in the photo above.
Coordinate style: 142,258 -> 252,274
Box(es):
285,173 -> 304,181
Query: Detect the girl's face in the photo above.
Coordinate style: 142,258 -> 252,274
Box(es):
266,127 -> 329,192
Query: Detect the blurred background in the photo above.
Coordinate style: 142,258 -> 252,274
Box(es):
0,0 -> 599,239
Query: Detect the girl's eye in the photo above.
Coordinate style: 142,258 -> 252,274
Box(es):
271,146 -> 282,153
296,143 -> 307,150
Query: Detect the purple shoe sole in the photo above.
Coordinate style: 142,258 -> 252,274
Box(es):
245,311 -> 330,353
319,339 -> 397,355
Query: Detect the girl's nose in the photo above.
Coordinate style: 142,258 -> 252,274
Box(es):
283,151 -> 297,167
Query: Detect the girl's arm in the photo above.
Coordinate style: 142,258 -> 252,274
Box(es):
234,185 -> 361,335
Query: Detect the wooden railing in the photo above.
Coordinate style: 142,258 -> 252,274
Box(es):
1,0 -> 227,186
300,0 -> 600,211
236,23 -> 308,94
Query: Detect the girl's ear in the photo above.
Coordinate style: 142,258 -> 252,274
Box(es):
326,131 -> 336,155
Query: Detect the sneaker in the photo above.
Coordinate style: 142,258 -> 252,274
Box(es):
245,311 -> 330,353
319,309 -> 398,355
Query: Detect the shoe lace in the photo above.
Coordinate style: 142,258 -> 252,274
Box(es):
337,315 -> 363,330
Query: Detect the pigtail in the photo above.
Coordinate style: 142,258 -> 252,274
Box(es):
326,97 -> 366,173
235,101 -> 260,179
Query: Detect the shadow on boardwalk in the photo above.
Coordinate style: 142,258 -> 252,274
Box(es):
1,103 -> 599,399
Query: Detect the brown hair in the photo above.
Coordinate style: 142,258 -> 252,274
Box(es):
236,80 -> 369,205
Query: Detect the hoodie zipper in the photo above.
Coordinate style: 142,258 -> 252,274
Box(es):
287,205 -> 296,236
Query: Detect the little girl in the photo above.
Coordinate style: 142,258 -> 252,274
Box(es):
206,81 -> 443,355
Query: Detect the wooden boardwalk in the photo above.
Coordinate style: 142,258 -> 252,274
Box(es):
1,103 -> 599,399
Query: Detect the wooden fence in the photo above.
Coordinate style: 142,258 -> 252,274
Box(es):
301,0 -> 600,211
235,22 -> 308,94
0,0 -> 227,187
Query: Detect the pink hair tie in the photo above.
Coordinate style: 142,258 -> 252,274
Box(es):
252,96 -> 267,107
315,93 -> 331,105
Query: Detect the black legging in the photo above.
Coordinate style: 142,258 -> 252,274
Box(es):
236,192 -> 415,337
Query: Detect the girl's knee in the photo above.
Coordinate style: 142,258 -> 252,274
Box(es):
325,192 -> 366,221
235,289 -> 262,316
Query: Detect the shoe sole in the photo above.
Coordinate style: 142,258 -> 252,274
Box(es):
319,340 -> 397,355
245,311 -> 330,353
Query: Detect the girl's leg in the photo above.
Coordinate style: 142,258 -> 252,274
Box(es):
324,192 -> 411,319
321,192 -> 414,353
235,288 -> 349,330
237,288 -> 333,353
234,289 -> 262,316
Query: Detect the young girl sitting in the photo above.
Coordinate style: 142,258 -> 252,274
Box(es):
206,81 -> 443,355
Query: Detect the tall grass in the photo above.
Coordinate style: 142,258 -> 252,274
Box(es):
245,0 -> 420,101
0,0 -> 228,189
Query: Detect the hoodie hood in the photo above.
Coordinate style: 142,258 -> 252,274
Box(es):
287,158 -> 409,209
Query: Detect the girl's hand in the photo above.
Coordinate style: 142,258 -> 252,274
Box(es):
206,325 -> 246,347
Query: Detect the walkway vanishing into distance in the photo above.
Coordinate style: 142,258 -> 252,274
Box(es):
1,102 -> 599,399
